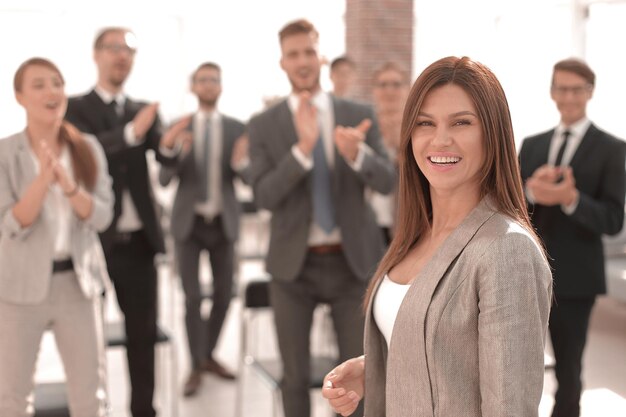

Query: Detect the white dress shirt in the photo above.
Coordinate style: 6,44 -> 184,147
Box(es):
193,111 -> 223,220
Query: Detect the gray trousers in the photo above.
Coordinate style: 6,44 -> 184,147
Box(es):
0,271 -> 107,417
175,215 -> 234,369
270,251 -> 366,417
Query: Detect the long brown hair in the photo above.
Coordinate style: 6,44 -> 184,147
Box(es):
364,56 -> 541,308
14,57 -> 97,190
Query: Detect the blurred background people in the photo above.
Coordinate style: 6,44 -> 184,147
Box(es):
159,62 -> 247,397
0,57 -> 113,417
329,55 -> 357,99
64,27 -> 186,417
520,58 -> 626,417
369,62 -> 410,243
247,19 -> 394,417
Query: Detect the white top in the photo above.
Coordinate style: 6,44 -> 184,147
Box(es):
29,145 -> 73,259
193,110 -> 223,220
373,274 -> 411,348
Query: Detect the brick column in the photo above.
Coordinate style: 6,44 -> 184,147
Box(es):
345,0 -> 414,102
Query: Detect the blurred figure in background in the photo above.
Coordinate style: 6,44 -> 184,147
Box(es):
248,19 -> 394,417
520,58 -> 626,417
0,57 -> 113,417
330,55 -> 357,99
159,62 -> 247,397
64,27 -> 186,417
369,62 -> 410,243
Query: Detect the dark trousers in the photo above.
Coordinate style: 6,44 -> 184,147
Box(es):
549,296 -> 596,417
106,230 -> 157,417
270,251 -> 366,417
175,215 -> 234,369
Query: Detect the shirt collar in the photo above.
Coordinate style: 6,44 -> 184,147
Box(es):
94,85 -> 125,107
557,117 -> 590,139
287,89 -> 330,114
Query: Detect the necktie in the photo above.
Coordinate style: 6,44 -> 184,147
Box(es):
311,132 -> 335,233
108,99 -> 122,126
199,118 -> 212,202
554,130 -> 571,167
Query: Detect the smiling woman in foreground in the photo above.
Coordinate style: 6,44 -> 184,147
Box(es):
322,56 -> 553,417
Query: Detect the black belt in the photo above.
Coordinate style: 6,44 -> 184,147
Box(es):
52,259 -> 74,273
114,229 -> 144,244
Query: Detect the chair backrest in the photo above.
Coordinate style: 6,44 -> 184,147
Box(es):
244,279 -> 271,308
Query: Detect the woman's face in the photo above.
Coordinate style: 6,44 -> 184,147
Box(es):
15,64 -> 67,126
411,83 -> 485,199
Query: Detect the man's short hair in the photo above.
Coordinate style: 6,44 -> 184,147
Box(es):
552,58 -> 595,87
191,62 -> 221,83
278,19 -> 319,44
330,56 -> 356,72
94,27 -> 132,50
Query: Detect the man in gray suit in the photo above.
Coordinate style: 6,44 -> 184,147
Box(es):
159,62 -> 247,397
247,19 -> 395,417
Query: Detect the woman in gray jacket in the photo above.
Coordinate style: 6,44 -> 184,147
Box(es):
323,56 -> 552,417
0,57 -> 113,417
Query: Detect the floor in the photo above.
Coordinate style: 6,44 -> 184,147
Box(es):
35,212 -> 626,417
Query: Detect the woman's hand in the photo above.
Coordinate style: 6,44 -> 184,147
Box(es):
322,356 -> 365,416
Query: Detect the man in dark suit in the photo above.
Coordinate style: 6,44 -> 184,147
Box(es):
247,19 -> 395,417
519,58 -> 625,417
159,62 -> 247,397
65,27 -> 185,417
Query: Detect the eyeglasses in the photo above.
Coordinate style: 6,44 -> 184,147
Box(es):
194,76 -> 221,85
551,84 -> 592,96
375,81 -> 404,89
99,43 -> 137,55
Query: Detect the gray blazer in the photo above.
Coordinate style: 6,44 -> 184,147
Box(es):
159,115 -> 246,242
248,96 -> 395,282
0,131 -> 113,304
364,198 -> 552,417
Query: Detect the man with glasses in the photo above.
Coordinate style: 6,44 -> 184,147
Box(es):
159,62 -> 247,397
65,27 -> 185,417
519,58 -> 625,417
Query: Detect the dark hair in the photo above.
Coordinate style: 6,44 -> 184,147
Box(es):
330,56 -> 356,72
364,56 -> 541,309
552,58 -> 595,87
94,27 -> 132,50
14,57 -> 98,191
278,19 -> 318,44
372,61 -> 409,85
191,62 -> 222,83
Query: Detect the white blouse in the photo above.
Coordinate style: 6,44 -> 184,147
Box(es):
373,274 -> 411,348
29,146 -> 73,260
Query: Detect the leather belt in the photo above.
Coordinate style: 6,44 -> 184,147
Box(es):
308,244 -> 343,255
114,230 -> 143,244
52,258 -> 74,273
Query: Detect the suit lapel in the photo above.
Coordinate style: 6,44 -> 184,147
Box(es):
87,90 -> 119,129
568,123 -> 597,169
537,130 -> 553,166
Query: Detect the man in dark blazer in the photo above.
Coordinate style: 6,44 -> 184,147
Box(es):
65,27 -> 185,417
159,62 -> 247,397
247,19 -> 395,417
519,58 -> 625,417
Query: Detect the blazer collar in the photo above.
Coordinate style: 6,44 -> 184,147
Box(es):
568,122 -> 598,168
366,195 -> 498,412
